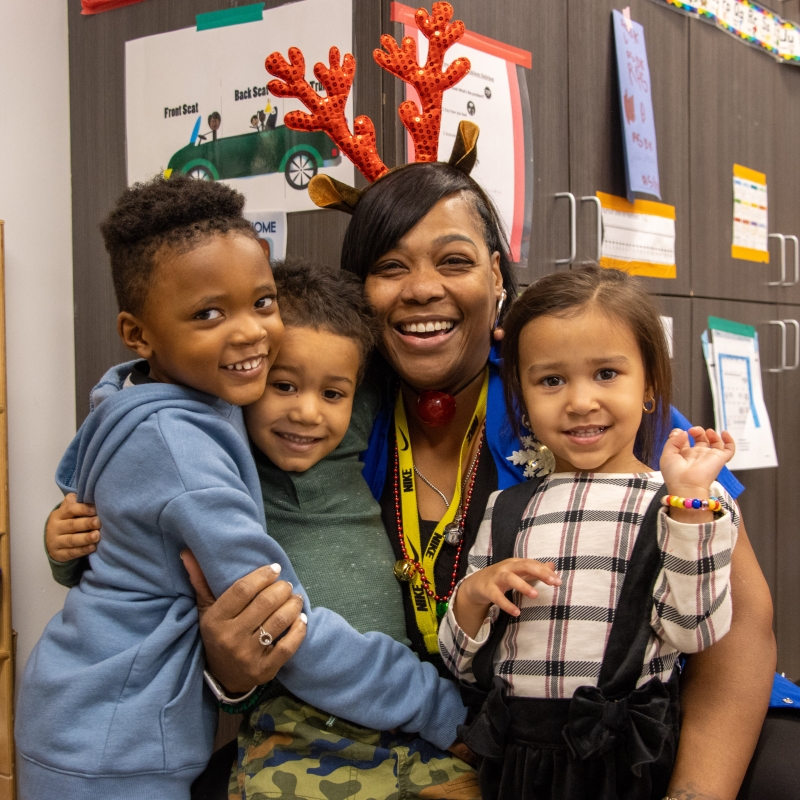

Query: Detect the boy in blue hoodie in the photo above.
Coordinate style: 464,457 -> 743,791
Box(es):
15,176 -> 465,800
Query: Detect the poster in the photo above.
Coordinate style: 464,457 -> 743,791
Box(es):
125,0 -> 355,213
732,163 -> 768,263
612,9 -> 661,202
391,2 -> 533,266
597,191 -> 676,279
244,210 -> 287,261
702,316 -> 777,471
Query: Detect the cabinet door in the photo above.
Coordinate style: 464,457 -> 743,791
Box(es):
689,18 -> 780,303
770,65 -> 800,306
690,299 -> 780,602
776,303 -> 800,678
567,0 -> 691,295
382,0 -> 569,286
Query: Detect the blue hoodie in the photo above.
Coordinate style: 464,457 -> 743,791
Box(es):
16,363 -> 465,800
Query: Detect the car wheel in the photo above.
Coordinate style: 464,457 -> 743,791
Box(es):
285,151 -> 317,189
186,165 -> 213,181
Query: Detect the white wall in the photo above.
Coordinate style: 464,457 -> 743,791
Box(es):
0,0 -> 75,676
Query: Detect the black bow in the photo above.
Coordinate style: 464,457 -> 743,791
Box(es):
563,678 -> 673,776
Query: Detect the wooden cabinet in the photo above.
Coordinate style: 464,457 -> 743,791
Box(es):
688,19 -> 780,304
567,0 -> 692,296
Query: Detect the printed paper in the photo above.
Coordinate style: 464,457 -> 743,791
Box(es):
702,316 -> 777,470
126,0 -> 355,213
732,164 -> 769,263
597,191 -> 676,279
612,10 -> 661,201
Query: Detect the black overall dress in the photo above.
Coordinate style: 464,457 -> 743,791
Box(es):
458,478 -> 680,800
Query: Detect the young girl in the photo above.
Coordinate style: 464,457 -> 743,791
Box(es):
439,265 -> 739,800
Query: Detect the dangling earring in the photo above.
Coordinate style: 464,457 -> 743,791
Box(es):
492,290 -> 507,331
643,398 -> 656,414
509,415 -> 555,478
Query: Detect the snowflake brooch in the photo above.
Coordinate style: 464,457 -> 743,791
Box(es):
507,435 -> 556,478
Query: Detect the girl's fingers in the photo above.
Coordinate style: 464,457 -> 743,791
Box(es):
500,559 -> 561,587
490,588 -> 522,617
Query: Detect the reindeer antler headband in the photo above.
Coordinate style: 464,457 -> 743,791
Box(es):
265,2 -> 480,213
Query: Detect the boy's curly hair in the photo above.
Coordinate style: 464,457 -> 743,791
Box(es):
272,258 -> 379,381
100,174 -> 256,315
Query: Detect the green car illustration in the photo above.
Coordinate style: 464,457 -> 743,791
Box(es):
164,125 -> 341,190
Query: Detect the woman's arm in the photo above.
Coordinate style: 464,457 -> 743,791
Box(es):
667,518 -> 775,800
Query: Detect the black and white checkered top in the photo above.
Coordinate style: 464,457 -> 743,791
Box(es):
439,472 -> 738,699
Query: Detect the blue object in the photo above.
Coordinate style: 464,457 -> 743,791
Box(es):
770,673 -> 800,710
16,362 -> 465,800
612,10 -> 661,201
189,115 -> 202,146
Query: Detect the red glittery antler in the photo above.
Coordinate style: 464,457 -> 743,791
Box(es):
266,46 -> 389,183
374,2 -> 470,162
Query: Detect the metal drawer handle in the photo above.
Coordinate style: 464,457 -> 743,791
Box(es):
784,235 -> 799,286
555,192 -> 576,266
768,233 -> 786,286
581,196 -> 602,263
784,319 -> 800,370
768,320 -> 787,372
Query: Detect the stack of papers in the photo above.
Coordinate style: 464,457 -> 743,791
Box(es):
702,316 -> 777,471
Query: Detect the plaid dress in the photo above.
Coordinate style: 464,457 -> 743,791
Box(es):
439,471 -> 738,698
438,472 -> 738,800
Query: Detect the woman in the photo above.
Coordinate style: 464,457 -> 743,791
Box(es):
49,161 -> 781,799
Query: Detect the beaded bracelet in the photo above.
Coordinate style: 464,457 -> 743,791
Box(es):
661,495 -> 722,512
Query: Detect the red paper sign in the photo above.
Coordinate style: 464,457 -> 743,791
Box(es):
81,0 -> 148,15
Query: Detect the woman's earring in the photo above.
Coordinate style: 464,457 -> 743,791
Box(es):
643,398 -> 656,414
492,290 -> 507,331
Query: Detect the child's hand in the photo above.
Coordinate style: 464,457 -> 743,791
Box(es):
453,558 -> 561,638
660,426 -> 735,500
45,493 -> 101,562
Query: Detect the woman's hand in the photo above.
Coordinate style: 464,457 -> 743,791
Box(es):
181,549 -> 306,694
660,427 -> 735,521
45,493 -> 101,562
453,558 -> 560,638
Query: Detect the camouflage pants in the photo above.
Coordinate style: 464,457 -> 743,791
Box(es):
230,691 -> 481,800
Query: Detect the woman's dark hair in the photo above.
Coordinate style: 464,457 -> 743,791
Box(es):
100,174 -> 256,315
500,265 -> 672,467
340,162 -> 518,323
272,258 -> 379,381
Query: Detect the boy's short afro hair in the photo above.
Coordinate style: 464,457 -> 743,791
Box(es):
271,258 -> 379,380
101,174 -> 256,315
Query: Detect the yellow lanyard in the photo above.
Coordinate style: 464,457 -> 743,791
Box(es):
393,371 -> 489,653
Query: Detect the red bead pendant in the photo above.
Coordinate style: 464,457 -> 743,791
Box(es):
417,391 -> 456,426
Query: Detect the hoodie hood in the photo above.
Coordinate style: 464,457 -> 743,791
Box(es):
58,360 -> 242,502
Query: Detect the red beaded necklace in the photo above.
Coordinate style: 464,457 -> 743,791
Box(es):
392,429 -> 484,614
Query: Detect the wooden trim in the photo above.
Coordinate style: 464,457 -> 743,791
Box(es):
0,222 -> 14,799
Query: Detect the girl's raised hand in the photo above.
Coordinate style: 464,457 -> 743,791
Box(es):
45,493 -> 101,562
659,426 -> 735,499
453,558 -> 561,638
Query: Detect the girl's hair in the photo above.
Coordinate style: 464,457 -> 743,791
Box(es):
340,162 -> 518,324
501,265 -> 672,467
